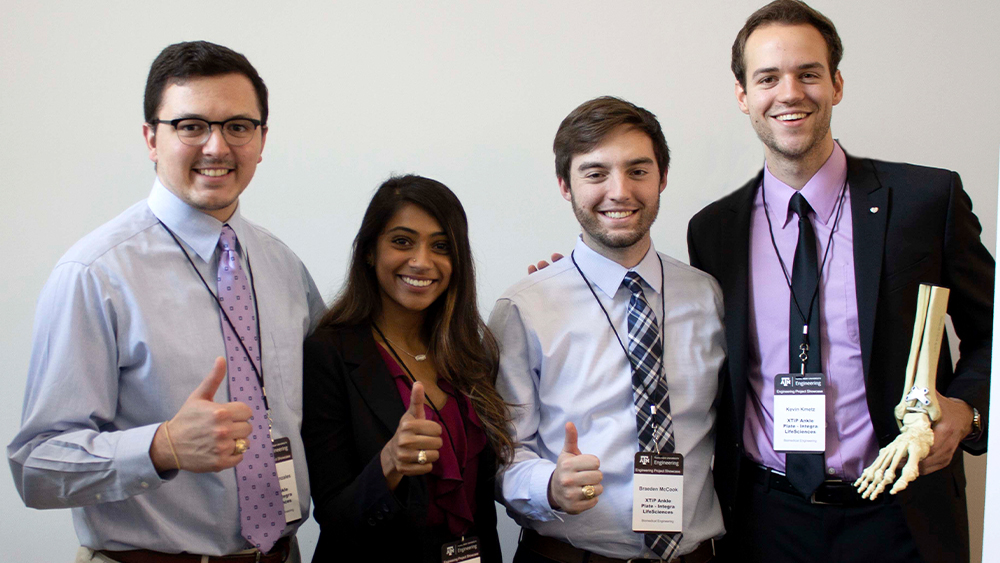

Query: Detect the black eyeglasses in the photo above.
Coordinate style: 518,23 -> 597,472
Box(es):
152,117 -> 263,147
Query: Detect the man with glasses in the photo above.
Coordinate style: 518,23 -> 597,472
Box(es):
8,41 -> 324,563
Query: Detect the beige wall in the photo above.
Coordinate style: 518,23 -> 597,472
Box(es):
967,454 -> 986,563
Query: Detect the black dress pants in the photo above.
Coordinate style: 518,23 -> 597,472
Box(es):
727,464 -> 924,563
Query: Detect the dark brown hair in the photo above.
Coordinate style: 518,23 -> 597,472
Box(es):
732,0 -> 843,89
144,41 -> 269,125
321,175 -> 514,464
553,96 -> 669,188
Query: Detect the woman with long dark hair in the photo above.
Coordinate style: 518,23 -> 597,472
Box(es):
302,175 -> 512,562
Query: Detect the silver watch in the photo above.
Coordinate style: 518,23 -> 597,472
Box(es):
967,407 -> 983,441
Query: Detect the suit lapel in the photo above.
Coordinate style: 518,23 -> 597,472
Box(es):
340,324 -> 407,433
846,155 -> 887,383
724,171 -> 762,433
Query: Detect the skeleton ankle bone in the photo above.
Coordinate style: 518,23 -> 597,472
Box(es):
893,285 -> 930,424
855,284 -> 949,499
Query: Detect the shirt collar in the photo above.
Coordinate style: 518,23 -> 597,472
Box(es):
763,141 -> 848,229
147,179 -> 247,262
572,236 -> 663,299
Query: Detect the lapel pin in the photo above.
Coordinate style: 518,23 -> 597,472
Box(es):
870,206 -> 879,214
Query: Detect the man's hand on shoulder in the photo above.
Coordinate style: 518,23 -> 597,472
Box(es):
918,395 -> 975,475
527,253 -> 565,275
150,357 -> 253,473
547,422 -> 603,514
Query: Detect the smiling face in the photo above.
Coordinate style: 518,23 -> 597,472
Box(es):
374,203 -> 453,320
143,73 -> 266,221
559,124 -> 666,267
736,23 -> 843,170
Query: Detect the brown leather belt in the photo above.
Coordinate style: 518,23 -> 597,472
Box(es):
520,529 -> 714,563
98,536 -> 291,563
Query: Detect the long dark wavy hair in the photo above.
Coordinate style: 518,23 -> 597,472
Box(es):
321,175 -> 513,465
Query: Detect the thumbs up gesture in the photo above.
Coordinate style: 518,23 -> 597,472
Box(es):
150,357 -> 253,473
547,422 -> 603,514
380,382 -> 444,490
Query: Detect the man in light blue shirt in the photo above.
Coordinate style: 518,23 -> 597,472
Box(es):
7,41 -> 325,563
489,97 -> 725,562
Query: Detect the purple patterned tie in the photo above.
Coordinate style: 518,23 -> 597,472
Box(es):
217,225 -> 284,553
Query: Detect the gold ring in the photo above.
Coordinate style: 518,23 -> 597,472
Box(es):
233,438 -> 249,455
417,450 -> 428,465
582,485 -> 596,499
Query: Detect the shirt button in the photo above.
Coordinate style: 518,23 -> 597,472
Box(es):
141,481 -> 149,488
827,467 -> 836,475
95,493 -> 102,500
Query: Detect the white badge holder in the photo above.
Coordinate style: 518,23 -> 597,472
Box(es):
632,452 -> 684,533
773,374 -> 826,453
272,437 -> 302,524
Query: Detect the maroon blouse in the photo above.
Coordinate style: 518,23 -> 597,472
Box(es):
377,346 -> 488,536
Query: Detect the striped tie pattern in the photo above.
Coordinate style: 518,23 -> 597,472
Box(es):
623,271 -> 682,560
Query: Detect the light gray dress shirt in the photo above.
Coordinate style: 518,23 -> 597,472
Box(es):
8,180 -> 326,555
489,238 -> 726,559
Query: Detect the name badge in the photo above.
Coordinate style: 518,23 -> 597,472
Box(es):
632,452 -> 683,533
272,438 -> 302,524
442,537 -> 480,563
773,373 -> 826,453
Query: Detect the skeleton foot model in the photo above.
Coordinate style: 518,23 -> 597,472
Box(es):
854,284 -> 950,499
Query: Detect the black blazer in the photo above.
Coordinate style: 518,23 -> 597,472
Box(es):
687,154 -> 992,563
301,323 -> 502,562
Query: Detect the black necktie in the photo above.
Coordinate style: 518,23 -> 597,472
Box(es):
785,193 -> 825,497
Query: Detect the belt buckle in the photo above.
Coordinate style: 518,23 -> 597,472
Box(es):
255,551 -> 262,563
810,480 -> 848,505
809,490 -> 832,505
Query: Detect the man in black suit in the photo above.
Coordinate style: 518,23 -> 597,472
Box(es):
687,1 -> 992,562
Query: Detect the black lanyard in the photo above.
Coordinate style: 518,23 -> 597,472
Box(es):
570,251 -> 667,415
759,176 -> 848,364
371,323 -> 461,458
158,220 -> 269,411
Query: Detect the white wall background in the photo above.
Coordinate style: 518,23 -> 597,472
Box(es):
986,169 -> 1000,562
2,1 -> 997,561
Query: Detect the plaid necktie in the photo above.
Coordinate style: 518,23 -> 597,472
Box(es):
623,271 -> 682,560
217,225 -> 284,553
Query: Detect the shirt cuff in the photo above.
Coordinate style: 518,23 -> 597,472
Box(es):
528,460 -> 565,522
115,423 -> 171,495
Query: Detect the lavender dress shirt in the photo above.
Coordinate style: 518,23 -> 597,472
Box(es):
745,143 -> 879,480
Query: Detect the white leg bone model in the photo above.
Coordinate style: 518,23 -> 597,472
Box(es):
854,284 -> 950,499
